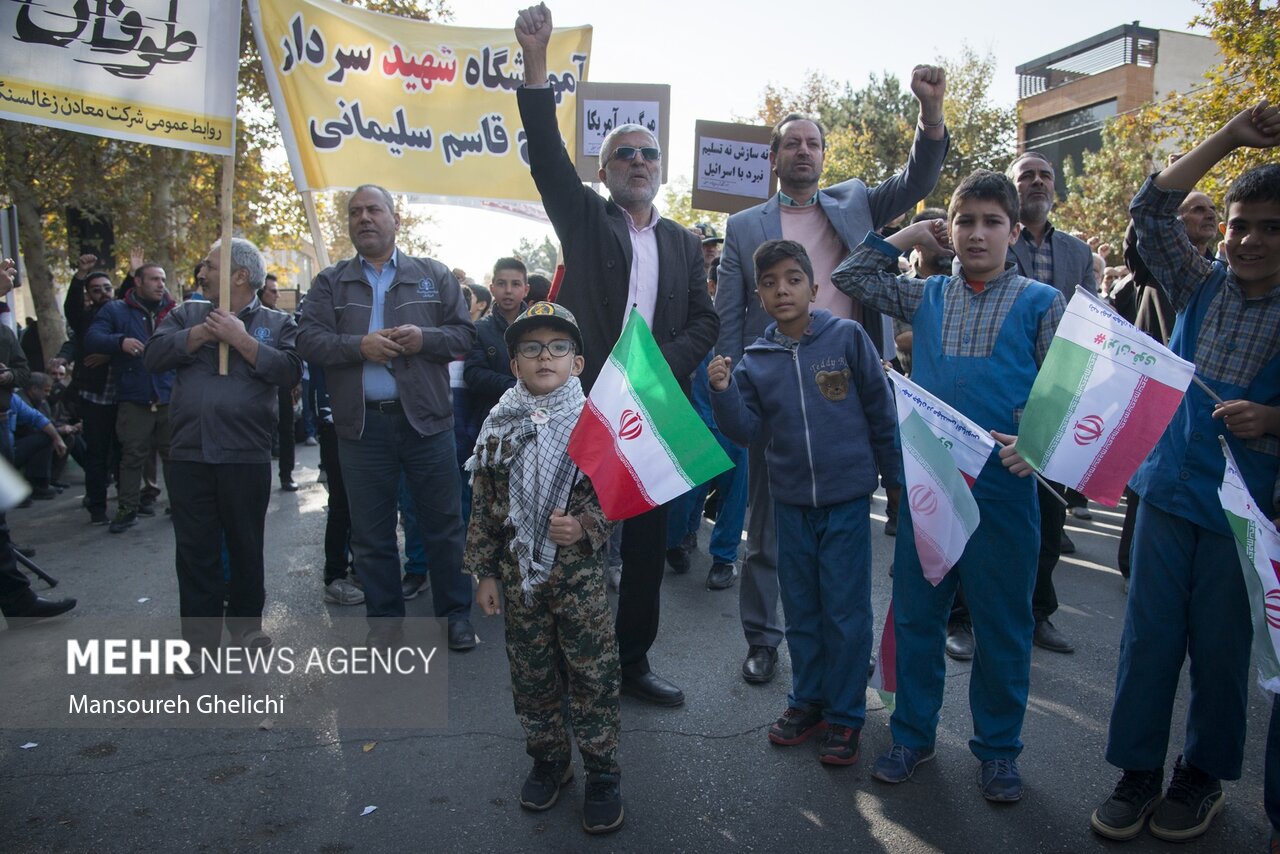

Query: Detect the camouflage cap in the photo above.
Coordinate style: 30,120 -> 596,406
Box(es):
504,301 -> 585,357
694,222 -> 723,244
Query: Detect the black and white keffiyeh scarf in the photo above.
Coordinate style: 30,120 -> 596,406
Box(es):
466,377 -> 585,604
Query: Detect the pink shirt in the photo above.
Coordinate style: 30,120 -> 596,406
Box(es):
779,203 -> 860,324
622,206 -> 660,326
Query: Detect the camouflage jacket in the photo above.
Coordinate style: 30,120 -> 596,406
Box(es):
465,437 -> 614,579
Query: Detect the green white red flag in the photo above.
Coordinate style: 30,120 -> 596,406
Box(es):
888,371 -> 993,585
1018,287 -> 1194,506
568,309 -> 732,521
869,601 -> 897,712
1218,438 -> 1280,693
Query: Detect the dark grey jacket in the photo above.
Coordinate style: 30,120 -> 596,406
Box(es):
296,252 -> 475,440
145,298 -> 301,464
1007,224 -> 1097,299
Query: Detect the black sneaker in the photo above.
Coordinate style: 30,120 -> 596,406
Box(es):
89,510 -> 109,525
818,724 -> 860,766
768,706 -> 826,746
582,771 -> 624,834
137,500 -> 157,517
108,511 -> 138,534
1149,756 -> 1224,842
1090,768 -> 1162,840
665,546 -> 690,574
518,760 -> 572,811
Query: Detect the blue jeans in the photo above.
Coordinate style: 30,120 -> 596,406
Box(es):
1106,501 -> 1251,779
666,436 -> 748,565
339,411 -> 471,622
890,494 -> 1038,761
774,497 -> 872,729
399,474 -> 427,576
1267,694 -> 1280,834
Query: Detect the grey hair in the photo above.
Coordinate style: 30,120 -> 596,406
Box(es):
211,237 -> 266,288
352,183 -> 396,211
599,123 -> 658,164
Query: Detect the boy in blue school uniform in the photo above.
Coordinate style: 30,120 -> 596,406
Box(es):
709,239 -> 897,765
831,170 -> 1065,802
1090,101 -> 1280,844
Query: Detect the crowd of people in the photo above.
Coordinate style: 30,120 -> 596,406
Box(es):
1,2 -> 1278,845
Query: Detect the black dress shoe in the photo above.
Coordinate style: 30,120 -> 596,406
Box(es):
1033,619 -> 1075,653
280,477 -> 299,492
665,547 -> 690,574
621,671 -> 684,706
448,619 -> 477,651
946,624 -> 975,661
706,562 -> 737,590
742,645 -> 778,684
1059,532 -> 1077,554
4,595 -> 76,624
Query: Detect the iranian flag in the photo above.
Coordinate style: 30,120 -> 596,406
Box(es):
1018,287 -> 1194,506
568,310 -> 732,521
1219,439 -> 1280,693
870,601 -> 897,712
889,371 -> 994,585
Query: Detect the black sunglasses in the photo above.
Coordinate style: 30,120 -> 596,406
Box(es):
610,146 -> 661,162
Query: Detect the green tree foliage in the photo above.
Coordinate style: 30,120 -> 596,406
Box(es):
1054,1 -> 1276,246
1149,0 -> 1279,203
512,235 -> 559,276
657,177 -> 727,231
1054,110 -> 1164,249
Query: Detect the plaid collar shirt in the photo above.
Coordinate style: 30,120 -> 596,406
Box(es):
1131,176 -> 1280,456
832,234 -> 1065,367
1019,222 -> 1056,287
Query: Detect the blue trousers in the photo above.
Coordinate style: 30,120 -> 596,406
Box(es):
666,437 -> 748,565
399,474 -> 427,576
339,411 -> 471,622
1106,501 -> 1251,779
774,497 -> 872,729
890,494 -> 1038,761
1267,694 -> 1280,833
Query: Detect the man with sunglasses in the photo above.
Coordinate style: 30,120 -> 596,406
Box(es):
716,72 -> 949,686
516,3 -> 718,708
64,255 -> 118,525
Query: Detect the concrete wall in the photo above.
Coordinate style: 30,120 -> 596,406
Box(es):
1153,30 -> 1222,100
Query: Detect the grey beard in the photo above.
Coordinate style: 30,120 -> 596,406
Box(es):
1021,197 -> 1052,224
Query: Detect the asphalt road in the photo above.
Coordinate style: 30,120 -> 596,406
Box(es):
0,447 -> 1270,853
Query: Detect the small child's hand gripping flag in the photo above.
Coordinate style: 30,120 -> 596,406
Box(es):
888,370 -> 994,586
569,309 -> 733,521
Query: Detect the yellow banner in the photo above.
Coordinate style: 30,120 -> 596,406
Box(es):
249,0 -> 591,202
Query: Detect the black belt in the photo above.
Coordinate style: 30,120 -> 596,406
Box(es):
365,399 -> 403,414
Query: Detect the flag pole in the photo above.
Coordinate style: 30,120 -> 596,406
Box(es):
217,154 -> 234,376
1193,375 -> 1226,406
301,190 -> 330,271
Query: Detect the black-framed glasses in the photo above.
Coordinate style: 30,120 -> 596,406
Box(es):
515,339 -> 575,359
610,146 -> 661,162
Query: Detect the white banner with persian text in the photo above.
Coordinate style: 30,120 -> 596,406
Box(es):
0,1 -> 241,154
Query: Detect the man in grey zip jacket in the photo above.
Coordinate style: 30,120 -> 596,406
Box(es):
145,238 -> 301,655
297,185 -> 478,648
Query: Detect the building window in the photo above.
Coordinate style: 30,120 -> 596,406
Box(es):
1024,99 -> 1117,197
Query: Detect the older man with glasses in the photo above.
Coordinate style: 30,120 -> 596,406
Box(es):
515,3 -> 718,708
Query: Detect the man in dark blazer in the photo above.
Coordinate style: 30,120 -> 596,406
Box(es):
516,4 -> 718,707
716,73 -> 949,685
1005,150 -> 1098,658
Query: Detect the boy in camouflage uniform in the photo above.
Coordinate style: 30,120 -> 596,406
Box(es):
465,302 -> 623,835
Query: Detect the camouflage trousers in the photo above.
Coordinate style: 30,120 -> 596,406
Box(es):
499,551 -> 621,775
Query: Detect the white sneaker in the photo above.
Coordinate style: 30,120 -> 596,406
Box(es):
324,577 -> 365,605
606,565 -> 622,592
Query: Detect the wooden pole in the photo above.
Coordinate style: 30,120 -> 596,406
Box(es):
217,154 -> 234,375
301,190 -> 330,272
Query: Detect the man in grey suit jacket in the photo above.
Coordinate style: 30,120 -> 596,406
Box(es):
715,70 -> 949,684
1005,150 -> 1097,658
